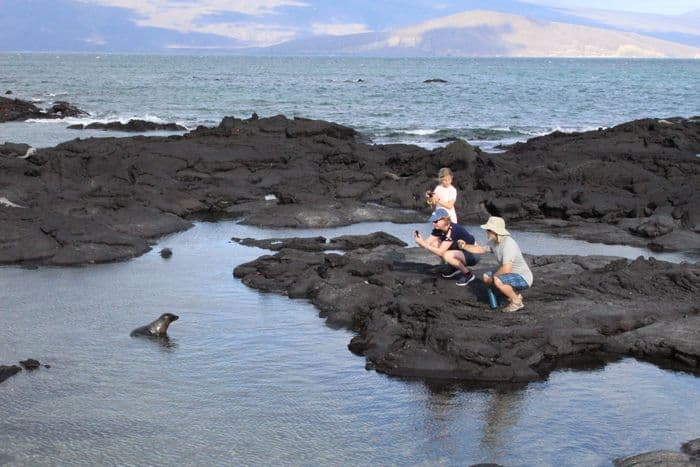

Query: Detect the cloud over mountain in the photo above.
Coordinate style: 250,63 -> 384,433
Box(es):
1,0 -> 699,55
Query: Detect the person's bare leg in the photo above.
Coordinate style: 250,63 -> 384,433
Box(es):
493,276 -> 521,303
444,250 -> 469,274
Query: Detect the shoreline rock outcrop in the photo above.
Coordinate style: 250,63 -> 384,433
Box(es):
67,120 -> 186,132
233,233 -> 700,382
614,437 -> 700,466
0,96 -> 87,122
1,114 -> 698,266
0,358 -> 45,385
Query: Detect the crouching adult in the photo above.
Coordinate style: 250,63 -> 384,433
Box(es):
457,216 -> 533,312
414,207 -> 479,286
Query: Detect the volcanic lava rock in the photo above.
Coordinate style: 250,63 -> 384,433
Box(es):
0,96 -> 87,122
48,101 -> 88,118
0,142 -> 31,158
1,114 -> 699,265
0,365 -> 22,384
68,119 -> 187,132
614,437 -> 700,466
19,358 -> 40,370
234,233 -> 700,382
231,232 -> 406,252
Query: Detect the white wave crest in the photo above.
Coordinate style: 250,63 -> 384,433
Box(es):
398,128 -> 439,136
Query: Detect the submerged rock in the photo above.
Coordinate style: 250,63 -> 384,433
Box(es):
234,233 -> 700,382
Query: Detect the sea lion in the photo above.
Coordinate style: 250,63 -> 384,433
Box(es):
130,313 -> 179,337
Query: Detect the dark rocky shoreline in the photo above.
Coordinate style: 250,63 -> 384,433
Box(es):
614,437 -> 700,466
1,114 -> 699,266
0,359 -> 45,385
0,96 -> 87,122
67,119 -> 187,132
233,233 -> 699,382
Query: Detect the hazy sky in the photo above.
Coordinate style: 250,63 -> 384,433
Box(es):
519,0 -> 699,15
2,0 -> 698,51
72,0 -> 699,44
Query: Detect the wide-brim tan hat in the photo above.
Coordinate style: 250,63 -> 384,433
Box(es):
480,216 -> 510,236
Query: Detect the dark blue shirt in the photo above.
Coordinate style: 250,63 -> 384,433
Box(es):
435,223 -> 475,250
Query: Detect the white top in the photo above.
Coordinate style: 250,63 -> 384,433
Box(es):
433,184 -> 457,222
488,236 -> 533,286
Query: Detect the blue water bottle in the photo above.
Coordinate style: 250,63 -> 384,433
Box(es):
487,287 -> 498,309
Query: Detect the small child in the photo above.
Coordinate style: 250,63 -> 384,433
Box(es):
426,167 -> 458,223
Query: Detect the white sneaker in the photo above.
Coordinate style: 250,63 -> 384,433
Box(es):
502,300 -> 524,313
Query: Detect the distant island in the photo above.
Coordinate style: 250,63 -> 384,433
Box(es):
262,11 -> 700,58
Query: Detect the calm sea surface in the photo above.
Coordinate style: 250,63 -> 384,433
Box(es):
0,55 -> 698,150
1,56 -> 699,465
1,222 -> 699,466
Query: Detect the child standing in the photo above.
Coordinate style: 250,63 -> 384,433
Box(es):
426,167 -> 458,223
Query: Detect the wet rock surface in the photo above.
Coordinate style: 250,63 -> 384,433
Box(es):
234,233 -> 700,382
0,142 -> 31,158
0,365 -> 22,384
614,437 -> 700,466
67,119 -> 187,132
19,358 -> 40,370
1,114 -> 699,265
0,96 -> 87,122
0,358 -> 44,384
232,232 -> 407,251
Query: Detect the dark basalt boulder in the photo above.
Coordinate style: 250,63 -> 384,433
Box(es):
0,365 -> 22,384
68,119 -> 186,132
19,358 -> 40,370
234,234 -> 700,382
48,101 -> 88,118
159,247 -> 173,258
0,96 -> 87,122
0,96 -> 44,122
683,439 -> 700,460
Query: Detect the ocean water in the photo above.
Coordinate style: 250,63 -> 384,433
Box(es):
1,221 -> 699,466
1,55 -> 699,150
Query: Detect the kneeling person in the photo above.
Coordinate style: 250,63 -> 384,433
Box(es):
414,208 -> 479,286
458,216 -> 533,312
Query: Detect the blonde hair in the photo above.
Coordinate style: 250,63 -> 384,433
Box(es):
438,167 -> 453,180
